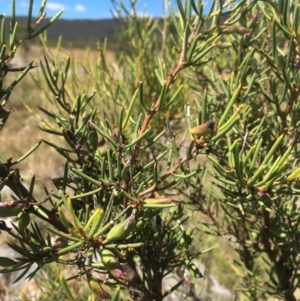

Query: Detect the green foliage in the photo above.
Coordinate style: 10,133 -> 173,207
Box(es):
1,0 -> 300,301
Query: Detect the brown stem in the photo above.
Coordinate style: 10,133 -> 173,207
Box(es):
151,260 -> 163,301
137,155 -> 191,198
133,61 -> 185,161
124,251 -> 150,301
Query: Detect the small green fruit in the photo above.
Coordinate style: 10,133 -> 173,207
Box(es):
100,249 -> 126,280
87,128 -> 98,152
87,274 -> 110,299
106,217 -> 137,242
18,212 -> 30,231
143,197 -> 172,204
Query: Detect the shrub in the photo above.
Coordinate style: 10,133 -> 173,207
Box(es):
0,0 -> 299,300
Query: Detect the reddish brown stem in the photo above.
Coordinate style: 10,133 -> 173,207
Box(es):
134,63 -> 185,160
137,155 -> 191,198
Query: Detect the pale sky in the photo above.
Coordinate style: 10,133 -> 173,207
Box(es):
1,0 -> 210,19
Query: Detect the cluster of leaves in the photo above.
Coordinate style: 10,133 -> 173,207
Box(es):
0,0 -> 215,299
0,0 -> 300,300
188,1 -> 300,300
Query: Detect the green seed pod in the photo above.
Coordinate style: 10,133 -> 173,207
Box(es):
0,200 -> 28,218
87,128 -> 98,152
18,212 -> 30,231
190,121 -> 215,139
106,217 -> 137,242
0,257 -> 16,267
215,41 -> 232,49
95,138 -> 109,156
143,197 -> 172,204
100,249 -> 126,280
87,274 -> 110,299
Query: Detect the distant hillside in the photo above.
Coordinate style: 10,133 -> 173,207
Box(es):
6,17 -> 122,47
5,16 -> 225,49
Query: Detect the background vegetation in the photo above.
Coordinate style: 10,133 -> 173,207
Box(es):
5,17 -> 121,49
0,0 -> 299,301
